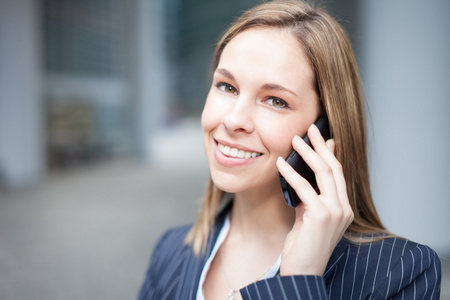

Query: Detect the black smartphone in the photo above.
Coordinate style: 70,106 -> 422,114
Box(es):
279,116 -> 331,207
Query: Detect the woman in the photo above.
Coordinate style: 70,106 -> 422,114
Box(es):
139,1 -> 441,299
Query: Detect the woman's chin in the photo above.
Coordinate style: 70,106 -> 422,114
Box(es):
211,174 -> 280,196
211,179 -> 243,194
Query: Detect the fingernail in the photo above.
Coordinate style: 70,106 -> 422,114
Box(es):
277,156 -> 285,164
310,124 -> 320,136
293,135 -> 304,144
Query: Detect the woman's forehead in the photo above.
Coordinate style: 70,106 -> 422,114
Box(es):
217,27 -> 315,90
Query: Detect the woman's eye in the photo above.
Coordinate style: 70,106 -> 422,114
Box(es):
217,82 -> 237,95
266,97 -> 288,108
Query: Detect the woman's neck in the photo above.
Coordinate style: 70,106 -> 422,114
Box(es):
228,188 -> 295,245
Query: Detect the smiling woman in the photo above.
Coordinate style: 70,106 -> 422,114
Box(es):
138,1 -> 441,299
202,27 -> 319,196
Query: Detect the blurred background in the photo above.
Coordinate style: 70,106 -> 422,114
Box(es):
0,0 -> 449,299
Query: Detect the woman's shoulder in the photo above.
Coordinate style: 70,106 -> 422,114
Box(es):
139,224 -> 204,299
337,235 -> 441,270
328,235 -> 441,298
152,224 -> 192,256
139,225 -> 194,287
158,224 -> 192,242
342,235 -> 440,262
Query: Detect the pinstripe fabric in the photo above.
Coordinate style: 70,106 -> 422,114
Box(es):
138,211 -> 441,300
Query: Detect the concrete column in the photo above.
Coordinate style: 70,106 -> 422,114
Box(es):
0,0 -> 44,189
360,0 -> 450,254
129,0 -> 168,160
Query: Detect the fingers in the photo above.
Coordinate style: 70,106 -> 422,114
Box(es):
282,124 -> 353,226
306,124 -> 353,224
277,123 -> 353,215
291,127 -> 338,202
300,126 -> 344,196
326,139 -> 335,153
277,156 -> 322,209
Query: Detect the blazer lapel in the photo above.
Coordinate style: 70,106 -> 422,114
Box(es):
177,207 -> 230,299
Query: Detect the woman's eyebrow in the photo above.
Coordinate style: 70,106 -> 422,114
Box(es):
216,68 -> 297,96
216,68 -> 235,80
262,83 -> 297,97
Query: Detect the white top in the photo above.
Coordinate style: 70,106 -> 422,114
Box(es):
196,213 -> 282,300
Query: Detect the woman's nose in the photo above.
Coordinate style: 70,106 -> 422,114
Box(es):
222,97 -> 255,134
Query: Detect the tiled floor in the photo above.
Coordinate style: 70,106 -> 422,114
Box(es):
1,120 -> 449,299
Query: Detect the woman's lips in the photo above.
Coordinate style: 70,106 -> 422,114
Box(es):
217,142 -> 262,159
213,140 -> 262,167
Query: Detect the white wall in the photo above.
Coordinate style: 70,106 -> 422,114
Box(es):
360,1 -> 450,254
0,0 -> 44,188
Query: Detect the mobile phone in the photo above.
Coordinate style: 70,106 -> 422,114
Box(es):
279,116 -> 331,207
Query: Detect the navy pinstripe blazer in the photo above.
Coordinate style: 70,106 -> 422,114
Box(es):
138,210 -> 441,299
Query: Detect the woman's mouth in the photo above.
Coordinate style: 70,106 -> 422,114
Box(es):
217,142 -> 262,159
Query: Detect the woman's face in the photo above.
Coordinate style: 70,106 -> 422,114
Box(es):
201,27 -> 320,195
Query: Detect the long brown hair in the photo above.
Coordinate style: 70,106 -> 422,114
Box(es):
186,0 -> 390,255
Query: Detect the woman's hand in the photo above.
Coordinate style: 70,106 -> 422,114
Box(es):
276,124 -> 354,276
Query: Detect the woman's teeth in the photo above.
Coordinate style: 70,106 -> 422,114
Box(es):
218,143 -> 261,159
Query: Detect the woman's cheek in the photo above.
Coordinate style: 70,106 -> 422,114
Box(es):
201,98 -> 217,132
262,121 -> 298,158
